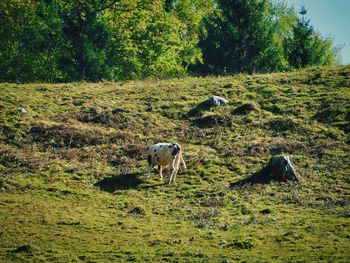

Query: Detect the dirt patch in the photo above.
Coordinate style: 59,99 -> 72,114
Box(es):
11,244 -> 35,255
231,102 -> 258,115
227,239 -> 255,250
121,144 -> 145,160
29,124 -> 108,148
0,148 -> 39,171
107,144 -> 145,172
267,118 -> 305,134
0,124 -> 29,146
313,100 -> 349,127
128,206 -> 146,215
76,107 -> 129,128
193,115 -> 232,128
245,141 -> 307,156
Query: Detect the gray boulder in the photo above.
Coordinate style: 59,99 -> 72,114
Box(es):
188,95 -> 229,116
208,95 -> 229,107
231,156 -> 299,186
17,108 -> 27,115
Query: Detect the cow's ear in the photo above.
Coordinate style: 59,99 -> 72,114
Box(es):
168,143 -> 174,148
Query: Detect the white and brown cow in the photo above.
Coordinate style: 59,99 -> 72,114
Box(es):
147,142 -> 187,184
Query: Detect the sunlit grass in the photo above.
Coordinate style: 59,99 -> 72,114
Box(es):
0,66 -> 349,261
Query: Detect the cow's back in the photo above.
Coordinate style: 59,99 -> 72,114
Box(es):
148,143 -> 172,166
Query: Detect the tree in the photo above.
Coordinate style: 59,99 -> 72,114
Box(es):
165,0 -> 215,71
284,7 -> 338,68
197,0 -> 287,75
59,5 -> 113,81
0,0 -> 66,82
103,0 -> 214,80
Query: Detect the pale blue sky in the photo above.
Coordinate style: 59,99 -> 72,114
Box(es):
276,0 -> 350,64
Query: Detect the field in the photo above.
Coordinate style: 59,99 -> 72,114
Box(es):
1,66 -> 349,262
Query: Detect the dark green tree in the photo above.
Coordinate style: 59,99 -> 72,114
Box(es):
197,0 -> 286,74
284,7 -> 338,68
0,0 -> 66,82
59,8 -> 112,81
58,0 -> 124,81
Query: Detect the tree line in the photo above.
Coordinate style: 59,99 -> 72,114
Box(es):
0,0 -> 341,82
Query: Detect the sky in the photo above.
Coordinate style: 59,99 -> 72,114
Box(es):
275,0 -> 350,65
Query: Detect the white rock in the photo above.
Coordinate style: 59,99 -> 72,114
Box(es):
208,95 -> 229,106
17,108 -> 27,114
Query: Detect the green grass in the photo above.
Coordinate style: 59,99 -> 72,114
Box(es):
1,66 -> 350,262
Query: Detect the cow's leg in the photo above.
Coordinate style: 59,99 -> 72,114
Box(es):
147,155 -> 152,179
172,168 -> 179,182
168,165 -> 175,184
159,166 -> 163,180
147,165 -> 151,179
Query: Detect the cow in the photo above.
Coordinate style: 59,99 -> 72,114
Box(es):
146,142 -> 187,184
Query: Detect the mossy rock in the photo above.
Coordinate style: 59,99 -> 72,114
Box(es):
231,156 -> 299,186
188,96 -> 229,116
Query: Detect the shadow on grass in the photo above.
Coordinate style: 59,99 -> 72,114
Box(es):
94,172 -> 144,192
230,156 -> 299,188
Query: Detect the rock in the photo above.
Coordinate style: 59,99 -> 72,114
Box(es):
208,95 -> 229,106
188,95 -> 229,116
220,239 -> 227,245
17,108 -> 27,114
231,156 -> 299,186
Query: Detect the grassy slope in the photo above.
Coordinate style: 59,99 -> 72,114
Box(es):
0,66 -> 349,262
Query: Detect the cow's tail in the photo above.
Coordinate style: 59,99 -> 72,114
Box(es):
173,153 -> 179,171
180,151 -> 187,169
174,143 -> 187,170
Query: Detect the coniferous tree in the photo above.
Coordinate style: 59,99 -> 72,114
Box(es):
197,0 -> 286,74
284,6 -> 338,68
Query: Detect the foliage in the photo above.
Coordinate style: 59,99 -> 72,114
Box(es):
0,0 -> 212,82
0,0 -> 66,82
0,0 -> 341,82
58,2 -> 114,81
195,0 -> 338,74
284,15 -> 339,69
197,0 -> 291,74
104,0 -> 186,80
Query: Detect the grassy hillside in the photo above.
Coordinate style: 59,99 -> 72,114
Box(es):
1,66 -> 349,262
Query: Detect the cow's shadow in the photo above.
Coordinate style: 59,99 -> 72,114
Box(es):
94,172 -> 144,193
